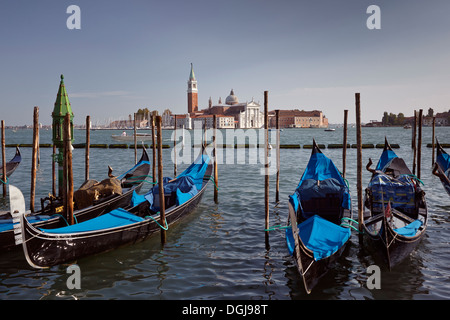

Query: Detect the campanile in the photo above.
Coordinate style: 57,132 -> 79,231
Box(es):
187,63 -> 198,113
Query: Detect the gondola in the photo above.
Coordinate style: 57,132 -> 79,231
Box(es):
286,140 -> 353,294
362,138 -> 427,270
432,139 -> 450,196
15,147 -> 212,269
0,146 -> 21,183
0,147 -> 150,252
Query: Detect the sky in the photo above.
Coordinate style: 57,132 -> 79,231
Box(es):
1,0 -> 450,126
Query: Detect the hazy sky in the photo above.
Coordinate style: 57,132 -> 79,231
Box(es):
1,0 -> 450,126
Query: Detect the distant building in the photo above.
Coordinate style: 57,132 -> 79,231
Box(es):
268,109 -> 329,128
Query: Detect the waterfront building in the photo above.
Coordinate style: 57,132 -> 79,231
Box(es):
268,109 -> 329,128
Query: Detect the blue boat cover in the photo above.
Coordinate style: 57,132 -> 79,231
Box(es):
39,208 -> 144,234
289,151 -> 351,218
437,149 -> 450,177
0,215 -> 52,232
394,219 -> 423,237
286,215 -> 351,261
376,148 -> 397,171
132,154 -> 210,211
369,174 -> 416,211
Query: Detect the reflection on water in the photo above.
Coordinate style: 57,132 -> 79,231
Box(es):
0,127 -> 449,300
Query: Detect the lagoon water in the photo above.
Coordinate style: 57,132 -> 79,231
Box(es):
0,126 -> 449,300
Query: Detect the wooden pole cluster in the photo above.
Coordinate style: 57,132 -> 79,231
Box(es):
156,116 -> 167,244
213,114 -> 219,204
1,121 -> 6,197
355,94 -> 363,235
342,110 -> 348,179
30,107 -> 39,212
264,91 -> 270,247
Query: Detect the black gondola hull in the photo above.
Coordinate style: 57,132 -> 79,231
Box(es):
362,219 -> 426,270
1,148 -> 150,252
20,163 -> 212,268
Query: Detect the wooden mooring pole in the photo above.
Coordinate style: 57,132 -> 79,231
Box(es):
151,115 -> 156,184
134,113 -> 137,164
52,144 -> 56,196
85,115 -> 90,181
417,109 -> 423,180
342,110 -> 348,179
355,94 -> 363,237
64,113 -> 74,225
174,115 -> 177,177
156,116 -> 167,244
1,121 -> 6,197
275,109 -> 280,203
432,116 -> 436,166
213,114 -> 219,204
264,91 -> 270,248
30,107 -> 39,213
412,110 -> 417,175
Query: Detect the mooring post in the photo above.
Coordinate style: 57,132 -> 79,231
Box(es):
413,110 -> 417,175
417,109 -> 423,180
134,113 -> 137,165
432,116 -> 436,166
343,110 -> 348,179
64,113 -> 74,225
355,94 -> 363,236
52,144 -> 56,196
213,114 -> 219,204
1,120 -> 6,197
275,109 -> 280,203
174,114 -> 177,177
151,115 -> 156,184
264,91 -> 270,248
156,116 -> 167,244
30,107 -> 39,213
85,115 -> 90,181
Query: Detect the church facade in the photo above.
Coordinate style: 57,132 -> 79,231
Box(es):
185,64 -> 263,129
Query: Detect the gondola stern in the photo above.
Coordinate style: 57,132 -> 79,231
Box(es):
8,185 -> 46,269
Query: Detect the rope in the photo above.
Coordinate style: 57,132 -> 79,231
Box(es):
340,217 -> 362,233
0,176 -> 9,185
145,214 -> 168,231
264,224 -> 291,232
204,175 -> 219,191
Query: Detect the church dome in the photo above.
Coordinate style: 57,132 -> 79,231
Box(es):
225,89 -> 239,105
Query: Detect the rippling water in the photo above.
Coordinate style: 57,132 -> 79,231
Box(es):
0,126 -> 449,300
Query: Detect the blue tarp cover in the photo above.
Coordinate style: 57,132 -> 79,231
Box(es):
39,208 -> 144,234
376,148 -> 397,171
289,151 -> 351,216
394,219 -> 423,237
286,215 -> 351,261
0,215 -> 52,232
369,174 -> 416,210
437,149 -> 450,178
132,154 -> 210,211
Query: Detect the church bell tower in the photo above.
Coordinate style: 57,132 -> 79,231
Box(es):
187,63 -> 198,113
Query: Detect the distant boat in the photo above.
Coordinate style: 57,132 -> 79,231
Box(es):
111,132 -> 155,141
403,124 -> 412,129
324,128 -> 335,132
